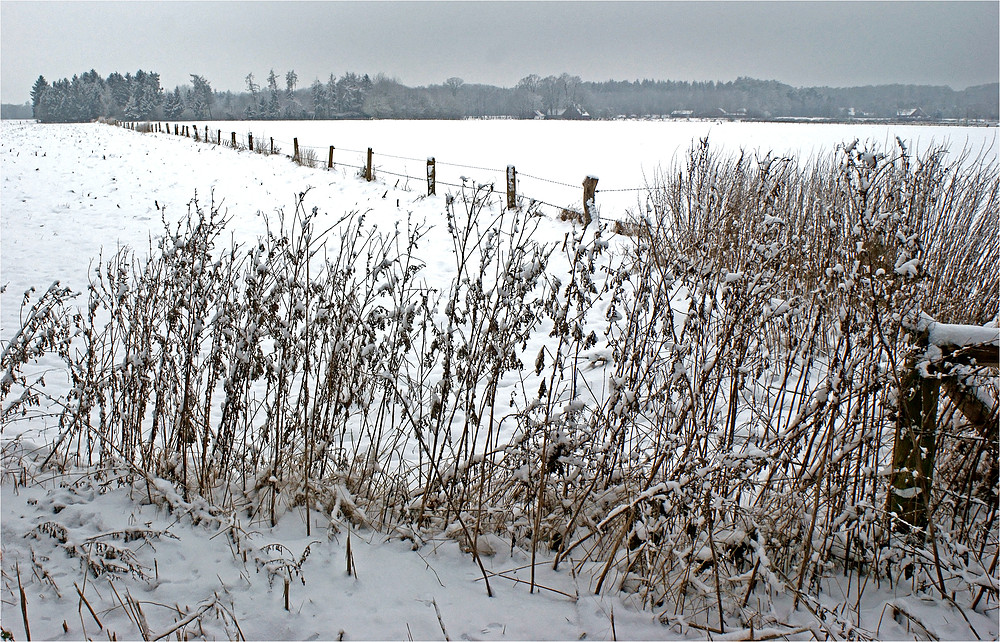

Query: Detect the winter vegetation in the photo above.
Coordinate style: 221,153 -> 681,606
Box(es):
1,118 -> 998,640
17,68 -> 1000,124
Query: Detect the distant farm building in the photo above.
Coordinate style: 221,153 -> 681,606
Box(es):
549,105 -> 590,120
539,105 -> 590,120
896,108 -> 927,120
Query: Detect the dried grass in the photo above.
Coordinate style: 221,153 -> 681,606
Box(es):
4,139 -> 997,632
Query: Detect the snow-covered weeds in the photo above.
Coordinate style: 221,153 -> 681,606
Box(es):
3,138 -> 997,637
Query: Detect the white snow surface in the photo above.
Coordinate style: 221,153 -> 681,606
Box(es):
928,323 -> 1000,349
2,120 -> 998,641
182,118 -> 998,216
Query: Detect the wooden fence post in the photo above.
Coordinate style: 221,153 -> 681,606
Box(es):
506,165 -> 516,209
174,124 -> 179,135
427,157 -> 436,195
248,133 -> 253,152
231,132 -> 236,148
889,352 -> 940,534
328,146 -> 335,169
582,176 -> 599,226
293,138 -> 300,163
366,148 -> 373,181
889,325 -> 1000,535
270,137 -> 274,155
204,125 -> 208,142
218,130 -> 221,145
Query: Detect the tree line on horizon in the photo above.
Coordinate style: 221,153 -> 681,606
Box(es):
21,68 -> 1000,123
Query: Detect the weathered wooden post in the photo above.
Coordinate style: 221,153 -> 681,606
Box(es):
248,133 -> 253,152
204,125 -> 208,141
270,137 -> 274,155
582,176 -> 599,226
888,319 -> 999,535
218,130 -> 221,145
506,165 -> 517,209
426,157 -> 436,195
293,138 -> 300,163
328,146 -> 335,169
231,132 -> 237,148
366,148 -> 374,181
174,124 -> 179,135
889,334 -> 940,535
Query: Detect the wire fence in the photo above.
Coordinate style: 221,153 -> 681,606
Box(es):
121,120 -> 654,222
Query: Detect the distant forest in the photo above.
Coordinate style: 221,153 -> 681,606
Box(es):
10,68 -> 999,123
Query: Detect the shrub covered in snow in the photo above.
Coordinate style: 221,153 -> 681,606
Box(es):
3,134 -> 997,639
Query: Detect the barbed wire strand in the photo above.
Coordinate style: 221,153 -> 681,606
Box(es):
517,172 -> 580,191
435,160 -> 506,174
376,150 -> 431,163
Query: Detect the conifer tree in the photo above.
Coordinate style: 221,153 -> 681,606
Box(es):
189,74 -> 213,118
30,76 -> 49,120
311,79 -> 327,119
266,69 -> 280,119
164,87 -> 185,119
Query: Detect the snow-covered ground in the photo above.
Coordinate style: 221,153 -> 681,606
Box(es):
2,119 -> 997,640
182,118 -> 999,217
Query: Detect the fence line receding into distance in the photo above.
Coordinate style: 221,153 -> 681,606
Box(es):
120,120 -> 651,224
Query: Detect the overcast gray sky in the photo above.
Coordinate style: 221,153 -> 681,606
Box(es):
2,1 -> 998,103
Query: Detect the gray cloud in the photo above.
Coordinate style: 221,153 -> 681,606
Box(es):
2,1 -> 997,104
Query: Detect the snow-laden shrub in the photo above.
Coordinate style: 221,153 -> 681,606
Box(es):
6,139 -> 997,635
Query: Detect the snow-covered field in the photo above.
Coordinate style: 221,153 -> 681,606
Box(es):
2,119 -> 997,640
186,118 -> 998,216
